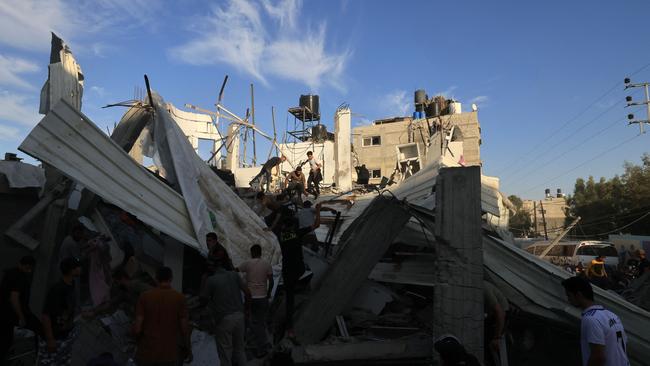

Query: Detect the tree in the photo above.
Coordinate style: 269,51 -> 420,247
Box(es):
566,153 -> 650,238
508,194 -> 532,237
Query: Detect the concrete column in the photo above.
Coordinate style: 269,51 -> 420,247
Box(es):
334,108 -> 352,191
433,166 -> 483,362
211,139 -> 222,168
225,123 -> 239,171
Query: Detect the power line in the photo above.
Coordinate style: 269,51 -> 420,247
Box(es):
519,133 -> 643,196
495,60 -> 650,176
568,212 -> 650,237
502,101 -> 629,181
506,105 -> 644,184
494,81 -> 621,175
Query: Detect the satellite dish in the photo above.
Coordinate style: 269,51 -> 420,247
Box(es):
471,103 -> 478,111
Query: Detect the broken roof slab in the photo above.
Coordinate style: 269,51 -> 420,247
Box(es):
18,100 -> 200,251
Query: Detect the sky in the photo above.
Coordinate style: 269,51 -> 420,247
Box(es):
1,0 -> 649,199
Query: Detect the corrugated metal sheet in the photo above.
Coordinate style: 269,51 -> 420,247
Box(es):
484,236 -> 650,366
19,100 -> 200,250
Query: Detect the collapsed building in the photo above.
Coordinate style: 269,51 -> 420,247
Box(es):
2,33 -> 650,366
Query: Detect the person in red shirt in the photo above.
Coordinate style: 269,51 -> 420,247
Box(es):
133,267 -> 192,366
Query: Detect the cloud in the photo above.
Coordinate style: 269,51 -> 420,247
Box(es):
0,124 -> 21,141
261,0 -> 299,29
170,0 -> 349,91
0,0 -> 80,51
436,85 -> 458,98
381,90 -> 411,117
0,0 -> 163,52
0,55 -> 39,89
90,86 -> 106,97
171,0 -> 267,83
0,90 -> 41,126
265,25 -> 348,90
469,95 -> 488,104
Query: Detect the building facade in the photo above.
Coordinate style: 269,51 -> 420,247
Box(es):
351,111 -> 481,184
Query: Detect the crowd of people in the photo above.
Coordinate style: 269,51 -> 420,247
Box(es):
573,247 -> 650,296
250,151 -> 323,200
1,183 -> 337,365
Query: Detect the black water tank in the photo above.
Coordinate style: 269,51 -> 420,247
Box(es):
425,102 -> 440,117
312,124 -> 328,142
414,89 -> 427,105
300,94 -> 320,115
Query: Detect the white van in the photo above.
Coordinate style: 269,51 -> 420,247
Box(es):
524,241 -> 619,269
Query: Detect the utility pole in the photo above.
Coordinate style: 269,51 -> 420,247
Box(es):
533,201 -> 538,237
624,77 -> 650,134
251,83 -> 257,165
539,200 -> 548,240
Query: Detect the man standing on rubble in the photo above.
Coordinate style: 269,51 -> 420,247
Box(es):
133,267 -> 192,366
250,155 -> 286,192
562,276 -> 631,366
0,255 -> 37,363
238,244 -> 274,358
306,151 -> 322,198
39,257 -> 82,366
277,203 -> 323,337
202,248 -> 251,366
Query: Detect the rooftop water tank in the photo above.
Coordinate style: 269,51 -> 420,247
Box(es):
312,124 -> 328,142
448,101 -> 462,114
414,89 -> 427,105
300,94 -> 320,116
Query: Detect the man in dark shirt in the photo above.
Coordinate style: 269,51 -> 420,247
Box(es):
250,155 -> 286,192
277,203 -> 323,337
202,249 -> 251,366
39,257 -> 82,366
0,255 -> 36,363
133,266 -> 192,366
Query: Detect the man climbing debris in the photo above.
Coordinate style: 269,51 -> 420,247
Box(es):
250,155 -> 286,192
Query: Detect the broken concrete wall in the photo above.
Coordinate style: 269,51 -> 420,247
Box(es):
39,33 -> 83,114
294,195 -> 412,344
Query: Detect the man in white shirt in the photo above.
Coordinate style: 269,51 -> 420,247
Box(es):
238,245 -> 273,357
562,276 -> 630,366
306,151 -> 322,198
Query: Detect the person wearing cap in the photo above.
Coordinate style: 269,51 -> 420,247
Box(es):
0,256 -> 37,363
434,335 -> 481,366
38,257 -> 82,365
562,276 -> 630,366
202,247 -> 251,366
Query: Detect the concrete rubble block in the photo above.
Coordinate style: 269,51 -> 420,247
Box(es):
293,194 -> 412,344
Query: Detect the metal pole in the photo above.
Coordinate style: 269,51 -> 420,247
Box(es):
639,83 -> 650,134
251,83 -> 257,165
533,201 -> 538,236
539,216 -> 581,258
539,200 -> 548,240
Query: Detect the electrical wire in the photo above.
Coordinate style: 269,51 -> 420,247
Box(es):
519,133 -> 642,196
506,106 -> 644,184
568,212 -> 650,237
495,60 -> 650,176
502,99 -> 642,182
